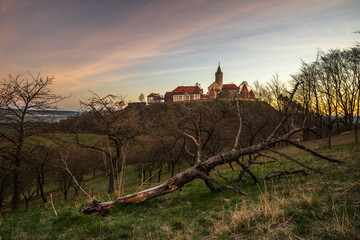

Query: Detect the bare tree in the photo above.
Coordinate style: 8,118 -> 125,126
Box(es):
322,49 -> 358,131
0,72 -> 63,209
0,159 -> 11,209
158,135 -> 185,177
267,74 -> 287,112
252,80 -> 273,106
346,47 -> 360,143
74,92 -> 142,194
20,171 -> 37,208
318,54 -> 337,149
49,144 -> 91,201
292,61 -> 317,141
177,101 -> 233,165
81,82 -> 344,215
138,93 -> 145,103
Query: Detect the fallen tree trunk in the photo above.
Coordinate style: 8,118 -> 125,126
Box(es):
81,82 -> 344,215
82,177 -> 180,215
81,125 -> 343,215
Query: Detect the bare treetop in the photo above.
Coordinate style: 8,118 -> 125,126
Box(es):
0,72 -> 63,209
0,72 -> 63,112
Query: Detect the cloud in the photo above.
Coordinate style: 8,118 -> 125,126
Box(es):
0,0 -> 358,108
0,0 -> 17,14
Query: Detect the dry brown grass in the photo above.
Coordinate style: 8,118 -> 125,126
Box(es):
227,182 -> 292,238
217,169 -> 359,239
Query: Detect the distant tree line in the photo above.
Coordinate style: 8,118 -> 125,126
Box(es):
254,45 -> 360,147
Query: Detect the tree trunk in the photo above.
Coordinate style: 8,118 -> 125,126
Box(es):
335,108 -> 340,133
108,172 -> 115,194
319,117 -> 323,138
157,166 -> 162,183
0,181 -> 5,209
344,112 -> 351,131
0,196 -> 4,209
36,181 -> 40,196
355,93 -> 359,145
37,174 -> 47,203
171,162 -> 175,177
328,125 -> 332,150
11,167 -> 20,209
82,177 -> 181,215
197,114 -> 202,164
74,187 -> 79,198
303,118 -> 309,141
327,103 -> 332,149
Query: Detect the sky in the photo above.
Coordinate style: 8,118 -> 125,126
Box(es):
0,0 -> 359,110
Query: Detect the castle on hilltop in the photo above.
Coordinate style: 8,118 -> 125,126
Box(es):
146,64 -> 256,104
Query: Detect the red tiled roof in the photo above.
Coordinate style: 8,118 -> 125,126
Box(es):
222,84 -> 238,90
240,84 -> 249,93
147,93 -> 158,97
249,90 -> 255,97
210,86 -> 216,94
172,86 -> 202,94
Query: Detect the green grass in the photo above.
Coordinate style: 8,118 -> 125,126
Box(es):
1,132 -> 359,239
26,133 -> 99,145
55,134 -> 99,144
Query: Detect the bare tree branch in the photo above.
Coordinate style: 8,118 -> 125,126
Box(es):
287,140 -> 345,163
199,174 -> 247,195
60,153 -> 94,200
267,148 -> 324,174
233,96 -> 242,149
265,170 -> 307,179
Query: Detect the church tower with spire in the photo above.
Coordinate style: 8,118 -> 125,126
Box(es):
208,62 -> 224,93
215,62 -> 223,90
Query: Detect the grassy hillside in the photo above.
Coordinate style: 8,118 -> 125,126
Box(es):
1,132 -> 359,239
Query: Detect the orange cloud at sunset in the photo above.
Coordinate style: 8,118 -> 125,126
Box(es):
0,0 -> 358,109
